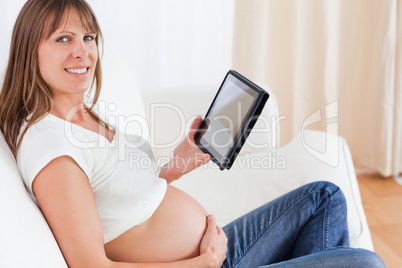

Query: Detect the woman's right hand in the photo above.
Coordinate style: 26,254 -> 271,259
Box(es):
199,214 -> 228,268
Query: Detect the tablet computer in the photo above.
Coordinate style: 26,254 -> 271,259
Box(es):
194,70 -> 269,170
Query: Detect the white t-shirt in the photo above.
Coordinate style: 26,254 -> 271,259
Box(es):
17,113 -> 167,243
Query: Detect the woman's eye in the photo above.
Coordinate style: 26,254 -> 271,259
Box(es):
56,37 -> 69,43
84,35 -> 95,41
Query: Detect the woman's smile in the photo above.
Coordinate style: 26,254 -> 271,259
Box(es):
64,66 -> 90,78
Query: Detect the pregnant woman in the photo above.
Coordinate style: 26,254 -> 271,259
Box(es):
0,0 -> 385,267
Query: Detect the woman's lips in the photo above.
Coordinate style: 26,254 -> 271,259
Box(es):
64,67 -> 90,78
64,67 -> 89,74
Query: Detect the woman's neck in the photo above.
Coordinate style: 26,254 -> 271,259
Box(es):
50,94 -> 88,123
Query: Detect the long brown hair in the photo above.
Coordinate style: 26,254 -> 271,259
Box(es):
0,0 -> 104,158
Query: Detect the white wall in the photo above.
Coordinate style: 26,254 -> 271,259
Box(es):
0,0 -> 234,91
0,0 -> 26,69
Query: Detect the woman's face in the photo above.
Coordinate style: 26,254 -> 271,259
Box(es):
38,7 -> 98,98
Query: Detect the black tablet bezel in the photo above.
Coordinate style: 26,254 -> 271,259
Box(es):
194,70 -> 269,170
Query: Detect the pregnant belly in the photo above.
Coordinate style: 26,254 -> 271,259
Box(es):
104,185 -> 208,263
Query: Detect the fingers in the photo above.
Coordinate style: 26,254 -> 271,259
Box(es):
191,115 -> 203,129
216,224 -> 223,234
206,214 -> 217,231
188,115 -> 203,140
197,154 -> 211,166
192,155 -> 211,171
203,154 -> 211,164
200,214 -> 228,266
210,216 -> 228,264
207,215 -> 225,239
200,215 -> 217,248
215,224 -> 227,244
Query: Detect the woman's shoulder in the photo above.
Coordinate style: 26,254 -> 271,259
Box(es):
17,113 -> 96,197
17,113 -> 95,171
19,112 -> 96,155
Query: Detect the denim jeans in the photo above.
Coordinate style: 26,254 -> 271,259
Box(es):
221,181 -> 386,268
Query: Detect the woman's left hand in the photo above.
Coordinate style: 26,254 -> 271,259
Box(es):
159,115 -> 211,183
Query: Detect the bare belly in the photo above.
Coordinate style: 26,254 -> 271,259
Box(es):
104,185 -> 208,263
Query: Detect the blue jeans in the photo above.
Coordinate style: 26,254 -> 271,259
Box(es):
221,181 -> 386,268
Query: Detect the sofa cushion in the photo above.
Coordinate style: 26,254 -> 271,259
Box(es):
0,133 -> 67,267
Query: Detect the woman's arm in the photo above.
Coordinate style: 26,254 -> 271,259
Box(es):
159,115 -> 211,183
33,156 -> 225,268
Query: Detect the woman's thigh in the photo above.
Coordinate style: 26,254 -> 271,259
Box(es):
221,181 -> 349,268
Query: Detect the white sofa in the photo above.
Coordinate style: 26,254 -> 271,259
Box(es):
0,60 -> 374,267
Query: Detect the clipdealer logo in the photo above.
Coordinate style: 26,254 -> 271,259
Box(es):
62,100 -> 339,169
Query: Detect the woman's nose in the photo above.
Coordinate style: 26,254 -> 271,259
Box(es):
72,40 -> 89,60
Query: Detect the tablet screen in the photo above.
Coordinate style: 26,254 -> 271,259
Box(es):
198,73 -> 259,161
